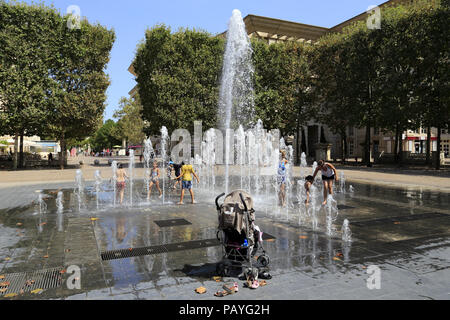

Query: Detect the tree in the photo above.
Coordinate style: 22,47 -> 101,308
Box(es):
113,96 -> 145,146
134,26 -> 224,134
90,119 -> 120,152
46,14 -> 115,169
0,1 -> 59,169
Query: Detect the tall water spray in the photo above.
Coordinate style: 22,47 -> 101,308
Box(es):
56,191 -> 64,232
75,170 -> 84,212
143,138 -> 154,201
94,170 -> 102,210
129,150 -> 135,206
111,161 -> 118,206
342,219 -> 352,243
219,9 -> 255,194
325,195 -> 339,237
160,126 -> 169,203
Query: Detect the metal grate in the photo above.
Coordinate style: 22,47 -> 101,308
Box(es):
0,266 -> 64,297
338,205 -> 356,210
262,233 -> 277,241
351,212 -> 449,227
154,219 -> 192,228
101,234 -> 277,261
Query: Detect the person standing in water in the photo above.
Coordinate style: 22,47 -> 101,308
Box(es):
312,160 -> 339,205
148,161 -> 163,199
278,150 -> 289,207
116,164 -> 128,205
174,162 -> 199,205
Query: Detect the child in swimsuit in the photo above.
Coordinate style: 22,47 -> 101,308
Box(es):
312,160 -> 339,205
116,164 -> 128,205
148,161 -> 162,199
278,151 -> 289,207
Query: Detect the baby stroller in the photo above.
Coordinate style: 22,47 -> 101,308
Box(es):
215,190 -> 270,279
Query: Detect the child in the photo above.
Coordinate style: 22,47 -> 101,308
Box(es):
116,164 -> 128,205
304,175 -> 314,206
278,150 -> 289,207
312,160 -> 339,205
175,162 -> 200,205
148,161 -> 163,199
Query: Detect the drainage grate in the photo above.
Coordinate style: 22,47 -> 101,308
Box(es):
0,266 -> 64,297
101,234 -> 277,261
262,233 -> 277,241
351,212 -> 449,227
338,205 -> 356,210
154,219 -> 192,228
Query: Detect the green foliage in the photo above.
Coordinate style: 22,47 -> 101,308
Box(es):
0,1 -> 115,168
134,26 -> 224,134
90,119 -> 120,152
113,95 -> 145,145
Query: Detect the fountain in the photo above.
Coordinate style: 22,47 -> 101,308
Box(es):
143,138 -> 154,201
325,195 -> 339,237
94,170 -> 102,210
308,184 -> 320,230
218,9 -> 255,194
349,185 -> 355,193
111,161 -> 118,206
75,169 -> 84,212
160,126 -> 169,204
129,149 -> 135,206
342,219 -> 352,242
300,152 -> 308,178
56,191 -> 64,232
339,171 -> 346,193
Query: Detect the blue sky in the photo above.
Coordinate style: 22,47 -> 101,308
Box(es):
21,0 -> 387,120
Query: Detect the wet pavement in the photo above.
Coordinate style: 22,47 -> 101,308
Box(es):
0,178 -> 449,300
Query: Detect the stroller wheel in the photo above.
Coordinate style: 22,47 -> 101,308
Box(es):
257,255 -> 270,267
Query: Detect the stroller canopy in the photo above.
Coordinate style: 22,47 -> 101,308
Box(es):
219,190 -> 255,234
223,190 -> 254,211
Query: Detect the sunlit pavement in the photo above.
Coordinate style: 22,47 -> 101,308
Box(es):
0,180 -> 449,300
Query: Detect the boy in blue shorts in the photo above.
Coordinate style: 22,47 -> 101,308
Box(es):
174,162 -> 200,205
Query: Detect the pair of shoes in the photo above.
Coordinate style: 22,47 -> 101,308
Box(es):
250,280 -> 259,289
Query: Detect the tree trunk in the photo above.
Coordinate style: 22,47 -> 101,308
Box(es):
426,125 -> 431,166
19,132 -> 24,169
13,130 -> 19,170
365,125 -> 371,167
341,131 -> 347,164
394,123 -> 400,163
60,134 -> 65,170
295,120 -> 301,166
435,126 -> 441,170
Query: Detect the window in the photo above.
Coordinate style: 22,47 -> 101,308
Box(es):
348,127 -> 354,137
374,127 -> 380,135
349,141 -> 354,156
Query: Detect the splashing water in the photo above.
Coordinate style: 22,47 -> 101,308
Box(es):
218,9 -> 255,131
75,169 -> 84,212
325,195 -> 339,237
111,161 -> 118,206
94,170 -> 102,210
129,150 -> 135,206
342,219 -> 352,243
160,126 -> 169,204
56,191 -> 64,232
143,138 -> 154,200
